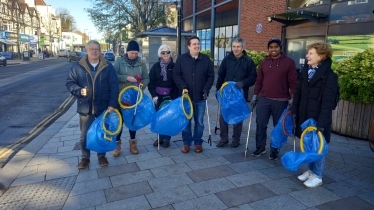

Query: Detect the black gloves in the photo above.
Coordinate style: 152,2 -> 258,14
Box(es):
235,82 -> 244,89
202,91 -> 208,100
250,95 -> 257,108
317,127 -> 324,133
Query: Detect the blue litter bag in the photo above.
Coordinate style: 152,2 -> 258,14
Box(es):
281,118 -> 328,171
150,94 -> 193,136
270,108 -> 294,149
216,82 -> 250,124
119,85 -> 156,131
86,109 -> 122,153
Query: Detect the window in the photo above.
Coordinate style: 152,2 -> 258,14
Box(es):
330,0 -> 374,23
288,0 -> 330,9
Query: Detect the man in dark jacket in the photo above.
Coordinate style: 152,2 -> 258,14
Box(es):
66,40 -> 119,169
173,36 -> 215,153
216,37 -> 257,148
251,38 -> 298,160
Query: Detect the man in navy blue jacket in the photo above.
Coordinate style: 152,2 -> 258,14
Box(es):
66,40 -> 119,169
173,36 -> 215,153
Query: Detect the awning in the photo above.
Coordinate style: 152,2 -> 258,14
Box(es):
269,9 -> 328,25
0,39 -> 17,45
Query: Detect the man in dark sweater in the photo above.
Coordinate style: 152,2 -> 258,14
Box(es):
250,38 -> 297,160
173,36 -> 215,153
216,37 -> 257,148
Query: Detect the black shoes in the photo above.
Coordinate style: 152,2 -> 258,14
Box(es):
229,141 -> 240,148
252,146 -> 266,157
216,140 -> 229,147
269,147 -> 280,160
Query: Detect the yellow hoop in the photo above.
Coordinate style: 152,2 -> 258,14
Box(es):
118,85 -> 143,109
300,126 -> 324,154
219,82 -> 229,97
102,109 -> 122,139
181,93 -> 193,119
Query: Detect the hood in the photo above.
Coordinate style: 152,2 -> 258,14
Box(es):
263,53 -> 288,68
79,55 -> 109,74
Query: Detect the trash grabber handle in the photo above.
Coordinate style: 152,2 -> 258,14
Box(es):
118,85 -> 143,109
215,103 -> 221,134
300,126 -> 324,154
205,100 -> 211,135
131,83 -> 142,125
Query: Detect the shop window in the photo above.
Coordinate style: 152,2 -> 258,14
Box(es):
288,0 -> 330,9
330,0 -> 374,23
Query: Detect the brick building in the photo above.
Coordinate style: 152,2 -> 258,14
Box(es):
181,0 -> 374,68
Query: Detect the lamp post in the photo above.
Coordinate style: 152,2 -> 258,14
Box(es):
176,0 -> 181,56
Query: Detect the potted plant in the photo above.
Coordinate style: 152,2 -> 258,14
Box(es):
332,48 -> 374,139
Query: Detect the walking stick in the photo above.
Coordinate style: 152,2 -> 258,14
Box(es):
131,82 -> 142,126
245,104 -> 256,157
215,103 -> 221,134
206,100 -> 212,146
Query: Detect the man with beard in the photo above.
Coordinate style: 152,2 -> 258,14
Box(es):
250,38 -> 297,160
216,37 -> 257,148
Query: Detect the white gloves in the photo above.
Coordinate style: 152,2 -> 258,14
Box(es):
152,96 -> 158,105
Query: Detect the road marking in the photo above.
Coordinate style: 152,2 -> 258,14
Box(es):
0,94 -> 75,160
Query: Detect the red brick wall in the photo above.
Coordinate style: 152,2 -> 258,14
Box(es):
240,0 -> 286,52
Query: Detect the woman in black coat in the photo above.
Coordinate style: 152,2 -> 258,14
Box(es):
291,42 -> 338,188
148,44 -> 178,148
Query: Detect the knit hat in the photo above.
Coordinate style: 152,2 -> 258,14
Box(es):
267,38 -> 282,49
126,40 -> 139,52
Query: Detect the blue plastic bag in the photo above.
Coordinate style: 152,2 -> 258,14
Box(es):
119,85 -> 156,131
86,109 -> 122,153
150,94 -> 193,136
270,108 -> 294,149
216,82 -> 250,124
281,118 -> 328,171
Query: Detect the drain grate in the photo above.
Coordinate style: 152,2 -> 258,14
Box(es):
0,176 -> 77,210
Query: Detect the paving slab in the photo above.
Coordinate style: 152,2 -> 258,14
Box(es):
226,171 -> 272,187
125,151 -> 162,163
188,177 -> 236,197
249,194 -> 306,210
136,156 -> 175,170
150,162 -> 192,178
172,194 -> 227,210
228,159 -> 275,173
289,187 -> 341,207
62,190 -> 107,210
262,178 -> 305,195
69,177 -> 112,196
10,173 -> 46,187
227,204 -> 255,210
146,185 -> 197,208
75,170 -> 98,183
96,195 -> 151,210
323,180 -> 366,198
148,173 -> 193,191
170,152 -> 208,164
357,191 -> 374,205
185,156 -> 230,171
110,170 -> 155,187
316,196 -> 374,210
259,165 -> 299,179
96,162 -> 139,178
186,165 -> 237,183
0,199 -> 29,210
104,181 -> 153,203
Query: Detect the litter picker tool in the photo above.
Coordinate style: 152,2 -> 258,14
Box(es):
244,103 -> 256,157
131,75 -> 142,126
215,103 -> 221,134
206,100 -> 212,146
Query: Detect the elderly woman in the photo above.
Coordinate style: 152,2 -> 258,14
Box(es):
148,44 -> 177,148
291,42 -> 338,188
113,40 -> 149,155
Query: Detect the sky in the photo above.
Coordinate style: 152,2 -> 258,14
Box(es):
45,0 -> 103,40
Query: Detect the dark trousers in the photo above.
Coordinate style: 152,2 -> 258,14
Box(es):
219,113 -> 243,142
116,110 -> 136,142
155,95 -> 172,142
255,97 -> 288,148
79,114 -> 106,159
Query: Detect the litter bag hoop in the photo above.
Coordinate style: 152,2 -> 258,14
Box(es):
300,126 -> 324,154
219,82 -> 229,97
102,109 -> 122,137
118,85 -> 143,109
282,110 -> 292,137
181,93 -> 193,119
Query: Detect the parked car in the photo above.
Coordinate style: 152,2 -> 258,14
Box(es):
67,51 -> 86,62
59,49 -> 70,57
1,52 -> 14,59
104,52 -> 115,61
0,53 -> 7,66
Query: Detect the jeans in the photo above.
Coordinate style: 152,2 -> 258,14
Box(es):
79,114 -> 106,159
182,100 -> 206,146
255,97 -> 288,148
308,156 -> 325,178
219,112 -> 243,142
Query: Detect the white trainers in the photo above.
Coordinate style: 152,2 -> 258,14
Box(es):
303,174 -> 323,188
297,171 -> 312,181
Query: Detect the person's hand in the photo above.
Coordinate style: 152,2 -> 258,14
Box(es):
317,127 -> 324,134
288,98 -> 293,108
182,88 -> 188,94
202,91 -> 208,100
126,76 -> 137,83
250,95 -> 257,108
107,106 -> 114,112
235,81 -> 244,89
81,88 -> 87,97
152,96 -> 158,105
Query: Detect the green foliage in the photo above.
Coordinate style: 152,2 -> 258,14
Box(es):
200,50 -> 214,62
334,48 -> 374,104
245,50 -> 268,68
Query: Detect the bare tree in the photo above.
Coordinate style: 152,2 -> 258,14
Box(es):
40,7 -> 58,52
56,8 -> 76,32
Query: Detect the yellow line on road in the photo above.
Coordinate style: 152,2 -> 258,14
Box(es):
0,95 -> 75,160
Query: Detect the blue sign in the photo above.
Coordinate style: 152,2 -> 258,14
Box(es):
0,30 -> 5,39
19,34 -> 30,42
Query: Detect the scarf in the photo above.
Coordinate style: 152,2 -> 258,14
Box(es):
307,63 -> 321,82
160,57 -> 172,81
124,54 -> 138,67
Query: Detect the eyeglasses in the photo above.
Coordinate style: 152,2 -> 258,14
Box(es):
161,51 -> 170,55
88,48 -> 100,52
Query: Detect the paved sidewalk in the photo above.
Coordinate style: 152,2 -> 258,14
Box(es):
1,89 -> 374,209
7,56 -> 61,65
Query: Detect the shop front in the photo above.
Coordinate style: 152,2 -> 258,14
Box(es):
19,33 -> 31,53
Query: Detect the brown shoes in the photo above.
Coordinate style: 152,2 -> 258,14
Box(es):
195,145 -> 203,153
98,156 -> 109,167
182,145 -> 190,153
129,139 -> 139,154
112,141 -> 121,157
78,158 -> 90,169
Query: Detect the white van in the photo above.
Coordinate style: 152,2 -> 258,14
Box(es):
59,49 -> 70,57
